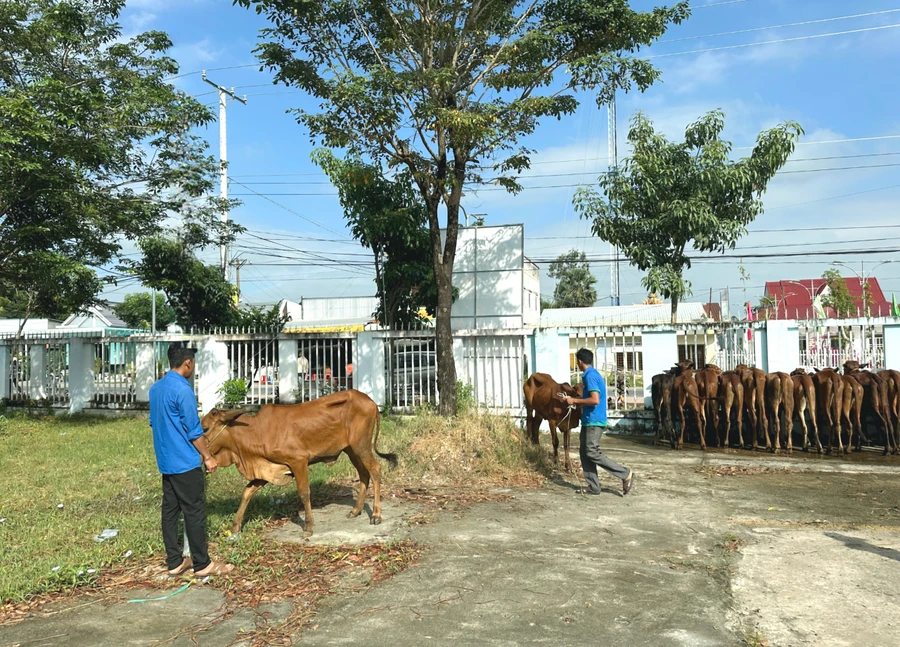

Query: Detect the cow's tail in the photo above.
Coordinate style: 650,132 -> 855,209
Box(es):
374,411 -> 399,469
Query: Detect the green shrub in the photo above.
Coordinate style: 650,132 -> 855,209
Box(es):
218,378 -> 249,406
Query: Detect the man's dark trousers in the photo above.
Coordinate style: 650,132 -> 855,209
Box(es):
161,467 -> 210,571
580,425 -> 630,493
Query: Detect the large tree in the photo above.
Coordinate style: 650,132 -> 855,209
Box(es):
548,249 -> 598,308
114,293 -> 177,331
575,110 -> 802,323
0,0 -> 233,331
237,0 -> 689,414
312,149 -> 438,328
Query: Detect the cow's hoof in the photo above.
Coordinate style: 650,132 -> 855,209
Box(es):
347,510 -> 360,519
228,532 -> 241,543
371,517 -> 382,526
302,530 -> 313,538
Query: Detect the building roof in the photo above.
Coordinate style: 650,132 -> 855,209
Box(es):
60,305 -> 129,329
539,303 -> 716,327
764,278 -> 891,319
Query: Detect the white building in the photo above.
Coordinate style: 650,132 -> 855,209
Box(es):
443,224 -> 540,330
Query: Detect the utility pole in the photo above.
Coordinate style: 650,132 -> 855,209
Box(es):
202,71 -> 247,282
231,258 -> 249,301
151,289 -> 156,335
608,88 -> 620,306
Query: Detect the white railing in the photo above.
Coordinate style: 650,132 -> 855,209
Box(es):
797,321 -> 885,369
567,327 -> 643,412
225,338 -> 280,406
92,340 -> 137,406
385,332 -> 438,410
296,335 -> 354,403
6,344 -> 31,404
46,342 -> 70,405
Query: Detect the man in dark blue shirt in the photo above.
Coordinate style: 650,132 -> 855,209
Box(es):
563,348 -> 635,497
149,345 -> 233,577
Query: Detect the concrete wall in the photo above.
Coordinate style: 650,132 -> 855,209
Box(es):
765,320 -> 800,373
641,331 -> 678,407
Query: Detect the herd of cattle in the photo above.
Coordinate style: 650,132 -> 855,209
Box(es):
652,360 -> 900,456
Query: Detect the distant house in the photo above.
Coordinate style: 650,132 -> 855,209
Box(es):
0,319 -> 61,335
58,306 -> 133,335
763,278 -> 891,319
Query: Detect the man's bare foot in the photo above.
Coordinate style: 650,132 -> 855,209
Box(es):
194,561 -> 234,576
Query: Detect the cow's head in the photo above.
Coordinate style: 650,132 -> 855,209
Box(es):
790,368 -> 808,376
556,382 -> 582,430
704,363 -> 722,374
200,408 -> 247,467
843,360 -> 861,374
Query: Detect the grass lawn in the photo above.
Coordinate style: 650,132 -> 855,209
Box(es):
0,408 -> 545,604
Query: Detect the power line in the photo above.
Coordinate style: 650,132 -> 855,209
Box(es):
229,180 -> 349,237
649,23 -> 900,59
692,0 -> 756,8
658,8 -> 900,44
164,63 -> 259,82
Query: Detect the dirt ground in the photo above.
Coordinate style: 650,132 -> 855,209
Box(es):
2,434 -> 900,647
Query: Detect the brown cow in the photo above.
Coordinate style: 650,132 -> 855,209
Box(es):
199,390 -> 397,537
695,366 -> 720,446
717,370 -> 745,449
813,369 -> 845,456
879,368 -> 900,453
652,370 -> 676,446
765,372 -> 795,454
790,369 -> 821,453
523,373 -> 581,471
673,361 -> 707,450
839,374 -> 864,454
735,364 -> 769,451
843,361 -> 890,454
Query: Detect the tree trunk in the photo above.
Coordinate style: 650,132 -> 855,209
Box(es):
670,294 -> 679,325
435,259 -> 457,416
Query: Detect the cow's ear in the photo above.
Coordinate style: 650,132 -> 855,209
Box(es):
209,408 -> 219,416
223,410 -> 244,423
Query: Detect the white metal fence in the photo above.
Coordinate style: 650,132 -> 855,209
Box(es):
566,328 -> 644,412
92,340 -> 137,406
458,334 -> 526,412
798,321 -> 885,369
385,332 -> 438,410
6,343 -> 31,404
296,335 -> 354,403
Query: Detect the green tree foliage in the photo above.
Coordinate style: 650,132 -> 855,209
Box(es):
133,236 -> 238,330
233,304 -> 287,330
236,0 -> 689,414
113,293 -> 176,331
548,250 -> 598,308
0,0 -> 234,327
312,150 -> 437,329
575,110 -> 802,323
821,269 -> 857,318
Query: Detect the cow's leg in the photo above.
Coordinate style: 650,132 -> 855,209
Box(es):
231,479 -> 267,535
289,459 -> 315,537
808,392 -> 822,454
549,422 -> 560,469
676,396 -> 687,450
797,400 -> 810,452
694,400 -> 707,451
526,409 -> 537,444
358,451 -> 385,525
345,450 -> 370,520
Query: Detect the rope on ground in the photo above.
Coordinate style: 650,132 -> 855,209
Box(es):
126,582 -> 191,603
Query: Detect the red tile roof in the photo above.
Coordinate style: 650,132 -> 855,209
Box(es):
763,278 -> 891,319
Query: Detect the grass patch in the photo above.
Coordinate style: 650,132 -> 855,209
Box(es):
0,408 -> 547,605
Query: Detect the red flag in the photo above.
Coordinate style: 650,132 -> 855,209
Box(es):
746,302 -> 753,341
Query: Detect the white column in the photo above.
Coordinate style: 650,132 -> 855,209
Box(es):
135,342 -> 156,403
0,345 -> 9,401
641,330 -> 679,407
884,324 -> 900,369
277,338 -> 299,404
765,320 -> 800,374
68,339 -> 91,413
753,327 -> 768,373
195,337 -> 229,415
354,331 -> 385,406
28,344 -> 47,401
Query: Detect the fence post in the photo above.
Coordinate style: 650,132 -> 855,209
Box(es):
753,326 -> 768,372
0,344 -> 8,401
135,341 -> 156,404
765,320 -> 799,373
195,337 -> 229,415
68,338 -> 92,413
28,343 -> 47,401
277,337 -> 299,404
355,331 -> 385,406
884,323 -> 900,369
641,330 -> 678,408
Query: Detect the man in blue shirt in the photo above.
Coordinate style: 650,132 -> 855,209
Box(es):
563,349 -> 635,496
149,345 -> 233,577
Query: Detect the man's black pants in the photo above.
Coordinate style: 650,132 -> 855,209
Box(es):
161,467 -> 210,572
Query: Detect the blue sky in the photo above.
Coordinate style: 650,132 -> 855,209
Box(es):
110,0 -> 900,314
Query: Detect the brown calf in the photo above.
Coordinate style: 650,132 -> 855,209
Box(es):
523,373 -> 581,471
718,370 -> 745,449
765,372 -> 795,454
790,369 -> 821,453
736,365 -> 769,451
673,361 -> 707,450
200,390 -> 397,537
813,369 -> 845,456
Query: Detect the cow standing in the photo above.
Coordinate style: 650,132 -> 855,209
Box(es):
790,369 -> 821,453
651,370 -> 675,446
765,372 -> 795,454
735,365 -> 769,451
523,373 -> 581,471
813,369 -> 845,456
200,390 -> 397,537
673,361 -> 707,450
